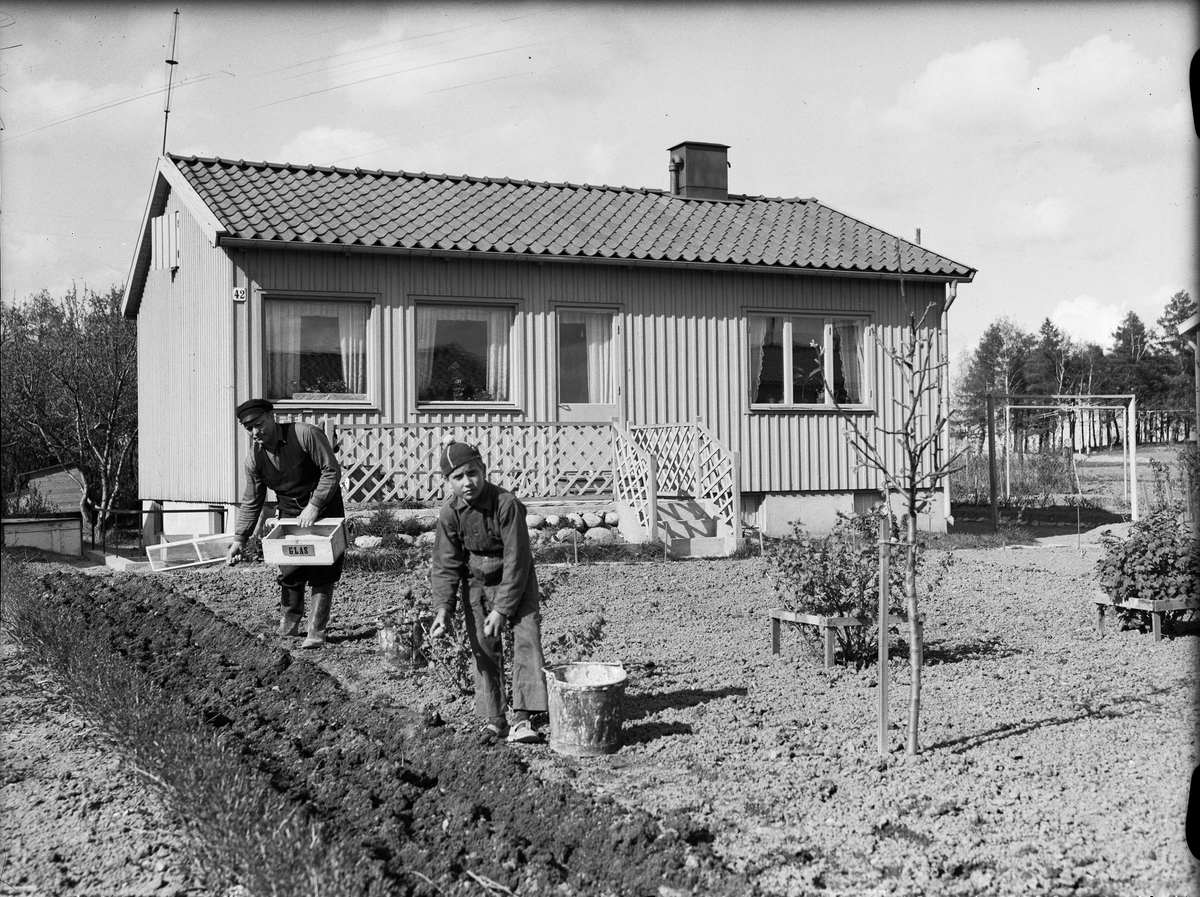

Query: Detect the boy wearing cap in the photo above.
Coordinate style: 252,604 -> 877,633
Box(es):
225,398 -> 344,649
429,438 -> 548,744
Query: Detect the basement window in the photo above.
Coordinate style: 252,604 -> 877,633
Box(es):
264,298 -> 371,402
416,304 -> 514,404
748,314 -> 869,408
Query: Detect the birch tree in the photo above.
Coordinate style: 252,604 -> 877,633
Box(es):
1,285 -> 138,527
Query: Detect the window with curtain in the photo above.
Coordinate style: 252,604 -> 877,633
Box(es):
747,313 -> 868,407
265,298 -> 370,401
416,304 -> 512,403
557,310 -> 612,403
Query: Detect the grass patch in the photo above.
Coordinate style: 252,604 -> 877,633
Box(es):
0,555 -> 381,896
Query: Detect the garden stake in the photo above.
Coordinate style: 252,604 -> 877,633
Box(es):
878,511 -> 890,755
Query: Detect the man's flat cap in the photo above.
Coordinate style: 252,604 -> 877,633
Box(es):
439,437 -> 483,476
235,398 -> 274,420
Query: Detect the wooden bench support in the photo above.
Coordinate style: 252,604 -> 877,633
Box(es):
768,608 -> 916,668
1093,589 -> 1200,643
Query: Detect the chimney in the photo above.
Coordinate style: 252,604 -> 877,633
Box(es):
667,141 -> 729,200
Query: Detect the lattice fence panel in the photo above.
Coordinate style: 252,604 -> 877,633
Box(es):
612,425 -> 656,531
331,422 -> 614,506
630,425 -> 697,496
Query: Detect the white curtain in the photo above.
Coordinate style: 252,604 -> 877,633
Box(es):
304,300 -> 367,393
747,315 -> 769,403
560,311 -> 611,402
833,318 -> 866,403
416,305 -> 510,401
266,299 -> 368,398
265,302 -> 302,399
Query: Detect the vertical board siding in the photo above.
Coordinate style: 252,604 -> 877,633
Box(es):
138,191 -> 234,502
144,237 -> 949,505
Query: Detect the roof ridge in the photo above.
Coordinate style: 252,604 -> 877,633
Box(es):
169,153 -> 677,197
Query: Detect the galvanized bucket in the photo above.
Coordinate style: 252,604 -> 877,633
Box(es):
544,662 -> 627,756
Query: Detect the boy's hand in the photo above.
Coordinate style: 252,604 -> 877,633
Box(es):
225,542 -> 243,566
429,609 -> 451,639
483,610 -> 506,639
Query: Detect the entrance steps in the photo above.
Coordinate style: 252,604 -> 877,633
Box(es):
657,498 -> 740,558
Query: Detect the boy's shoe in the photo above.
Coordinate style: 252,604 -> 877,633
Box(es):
507,718 -> 541,744
277,613 -> 302,636
478,718 -> 509,745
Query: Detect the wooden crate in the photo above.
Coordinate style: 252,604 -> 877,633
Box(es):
768,608 -> 921,668
147,533 -> 238,572
261,518 -> 347,566
1093,588 -> 1200,642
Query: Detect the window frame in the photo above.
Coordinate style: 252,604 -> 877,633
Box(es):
551,303 -> 621,408
260,290 -> 381,412
746,310 -> 873,412
412,297 -> 523,413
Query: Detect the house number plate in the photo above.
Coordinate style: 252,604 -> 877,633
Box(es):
285,544 -> 314,557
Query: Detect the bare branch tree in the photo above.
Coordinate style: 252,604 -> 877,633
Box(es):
828,289 -> 959,755
1,285 -> 137,528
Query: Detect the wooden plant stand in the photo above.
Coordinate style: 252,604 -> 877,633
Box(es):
769,609 -> 919,668
1093,588 -> 1200,642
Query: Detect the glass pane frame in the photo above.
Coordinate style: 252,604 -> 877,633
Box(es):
262,293 -> 377,408
747,312 -> 872,410
554,307 -> 616,406
413,300 -> 520,409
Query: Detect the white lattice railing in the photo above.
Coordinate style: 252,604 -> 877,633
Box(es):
302,420 -> 616,506
287,415 -> 738,546
630,418 -> 741,543
610,421 -> 658,539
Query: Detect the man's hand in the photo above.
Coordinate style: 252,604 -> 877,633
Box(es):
225,541 -> 244,566
483,610 -> 506,639
429,609 -> 451,639
297,504 -> 319,527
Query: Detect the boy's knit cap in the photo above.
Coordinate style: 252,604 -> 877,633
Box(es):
440,437 -> 483,476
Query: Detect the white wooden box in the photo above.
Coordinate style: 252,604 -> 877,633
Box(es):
261,518 -> 347,566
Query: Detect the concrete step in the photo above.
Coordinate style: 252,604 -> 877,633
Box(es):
658,498 -> 717,539
667,536 -> 741,559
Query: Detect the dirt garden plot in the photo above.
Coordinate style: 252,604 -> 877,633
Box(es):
3,541 -> 1199,897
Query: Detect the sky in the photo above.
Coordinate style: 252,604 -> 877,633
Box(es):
1,1 -> 1196,368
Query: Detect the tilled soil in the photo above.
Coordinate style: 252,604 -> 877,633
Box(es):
4,538 -> 1199,896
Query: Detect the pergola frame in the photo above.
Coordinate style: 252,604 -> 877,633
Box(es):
985,393 -> 1138,530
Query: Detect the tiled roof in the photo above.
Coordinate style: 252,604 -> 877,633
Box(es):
170,154 -> 974,279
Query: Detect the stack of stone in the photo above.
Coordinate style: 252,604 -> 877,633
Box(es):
525,510 -> 622,545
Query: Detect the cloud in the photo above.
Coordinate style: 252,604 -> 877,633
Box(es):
1050,295 -> 1125,348
277,127 -> 384,168
1050,283 -> 1185,349
1000,196 -> 1070,240
879,35 -> 1188,163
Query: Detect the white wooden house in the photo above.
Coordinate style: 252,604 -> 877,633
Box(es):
122,141 -> 975,552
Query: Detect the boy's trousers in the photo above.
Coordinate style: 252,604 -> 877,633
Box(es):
462,576 -> 548,719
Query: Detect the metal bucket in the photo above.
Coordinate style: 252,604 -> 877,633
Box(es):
544,662 -> 627,756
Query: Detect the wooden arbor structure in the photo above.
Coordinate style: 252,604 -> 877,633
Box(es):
985,393 -> 1140,530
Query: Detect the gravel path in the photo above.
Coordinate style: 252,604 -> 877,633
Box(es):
3,539 -> 1197,896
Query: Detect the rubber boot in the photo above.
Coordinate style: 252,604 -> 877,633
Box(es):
302,586 -> 333,649
278,586 -> 305,636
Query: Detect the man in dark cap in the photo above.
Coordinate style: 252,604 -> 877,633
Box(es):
429,437 -> 548,744
225,398 -> 344,649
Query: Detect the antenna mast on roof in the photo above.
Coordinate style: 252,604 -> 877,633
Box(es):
161,9 -> 180,156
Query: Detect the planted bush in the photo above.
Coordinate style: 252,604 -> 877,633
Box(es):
768,511 -> 912,668
1096,507 -> 1200,630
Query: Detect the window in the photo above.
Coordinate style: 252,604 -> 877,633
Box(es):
265,298 -> 370,402
416,304 -> 513,403
748,314 -> 868,407
557,310 -> 612,403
